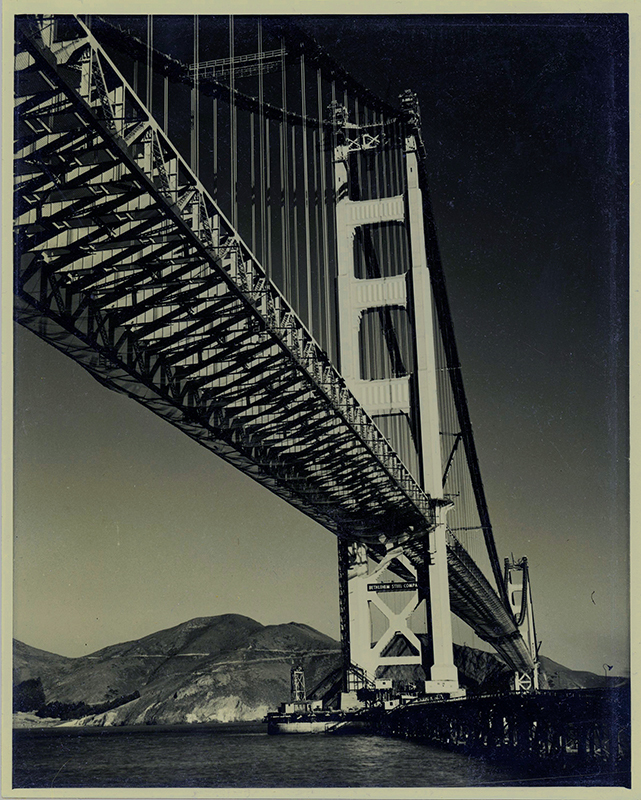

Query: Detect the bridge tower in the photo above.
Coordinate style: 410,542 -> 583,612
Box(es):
331,93 -> 461,701
505,557 -> 540,691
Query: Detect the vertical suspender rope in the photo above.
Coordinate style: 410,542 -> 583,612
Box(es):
291,117 -> 299,315
365,106 -> 373,205
396,119 -> 404,195
350,99 -> 367,374
364,107 -> 379,378
328,78 -> 339,363
397,119 -> 406,273
354,97 -> 362,197
312,124 -> 321,340
163,75 -> 168,134
319,70 -> 332,360
401,121 -> 406,273
249,27 -> 256,258
300,54 -> 312,332
191,15 -> 199,174
195,15 -> 199,172
391,119 -> 398,276
266,114 -> 272,279
229,16 -> 237,229
372,113 -> 381,204
372,108 -> 382,375
391,119 -> 398,271
212,95 -> 218,203
265,118 -> 272,278
250,111 -> 256,254
381,117 -> 391,277
280,39 -> 291,302
311,72 -> 321,339
146,15 -> 153,114
258,19 -> 267,273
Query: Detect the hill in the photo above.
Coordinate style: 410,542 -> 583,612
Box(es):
13,615 -> 621,727
538,655 -> 627,690
14,615 -> 342,726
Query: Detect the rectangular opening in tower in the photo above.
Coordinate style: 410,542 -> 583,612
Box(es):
348,139 -> 405,202
353,222 -> 409,279
358,306 -> 414,380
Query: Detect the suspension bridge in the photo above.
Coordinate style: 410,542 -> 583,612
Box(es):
14,13 -> 542,700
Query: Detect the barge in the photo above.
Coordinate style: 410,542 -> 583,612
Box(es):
265,708 -> 359,735
266,664 -> 370,735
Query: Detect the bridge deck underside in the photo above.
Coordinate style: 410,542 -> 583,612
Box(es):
13,15 -> 534,673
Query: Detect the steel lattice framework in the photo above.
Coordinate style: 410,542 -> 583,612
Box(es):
13,15 -> 534,672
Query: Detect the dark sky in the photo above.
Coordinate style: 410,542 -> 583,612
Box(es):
13,13 -> 629,676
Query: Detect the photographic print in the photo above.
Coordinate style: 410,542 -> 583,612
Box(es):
7,5 -> 630,796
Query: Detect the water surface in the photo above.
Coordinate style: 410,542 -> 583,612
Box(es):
11,721 -> 611,789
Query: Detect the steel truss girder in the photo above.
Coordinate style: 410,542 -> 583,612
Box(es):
14,14 -> 434,550
14,14 -> 535,673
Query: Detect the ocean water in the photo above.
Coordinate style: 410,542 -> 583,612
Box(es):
13,722 -> 617,790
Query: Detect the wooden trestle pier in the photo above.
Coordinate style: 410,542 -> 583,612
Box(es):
369,687 -> 630,785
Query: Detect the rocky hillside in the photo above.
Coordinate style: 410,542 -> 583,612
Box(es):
13,615 -> 621,727
13,639 -> 74,687
14,615 -> 342,726
538,655 -> 627,690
